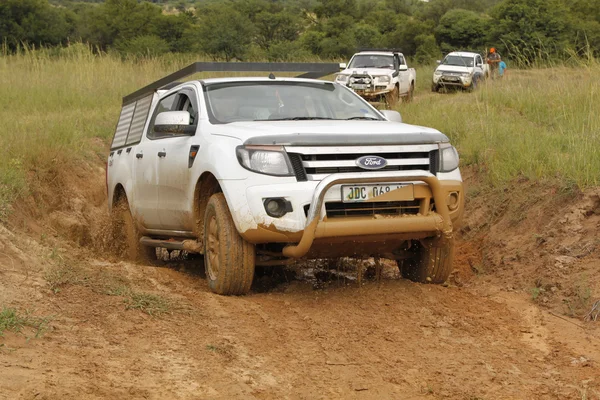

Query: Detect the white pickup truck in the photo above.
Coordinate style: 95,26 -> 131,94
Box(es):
106,62 -> 464,295
336,50 -> 416,104
432,51 -> 489,92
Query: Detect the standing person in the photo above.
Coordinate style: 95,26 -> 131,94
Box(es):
499,60 -> 507,78
486,47 -> 501,79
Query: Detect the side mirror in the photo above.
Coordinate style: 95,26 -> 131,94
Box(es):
154,111 -> 195,135
339,62 -> 347,71
436,60 -> 441,65
380,110 -> 402,123
399,64 -> 408,71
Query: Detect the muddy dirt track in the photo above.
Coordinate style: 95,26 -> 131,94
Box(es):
1,162 -> 600,399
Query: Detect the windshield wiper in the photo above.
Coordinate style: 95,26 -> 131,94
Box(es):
258,117 -> 334,121
346,116 -> 379,120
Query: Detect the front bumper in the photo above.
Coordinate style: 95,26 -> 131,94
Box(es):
231,170 -> 464,259
433,75 -> 472,88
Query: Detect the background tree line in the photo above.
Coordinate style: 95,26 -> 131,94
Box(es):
1,0 -> 598,64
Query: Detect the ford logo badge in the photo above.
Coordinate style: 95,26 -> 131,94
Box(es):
356,155 -> 387,170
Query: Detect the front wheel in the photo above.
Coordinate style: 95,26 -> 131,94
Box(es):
385,85 -> 400,107
398,237 -> 454,284
204,193 -> 255,295
405,82 -> 415,102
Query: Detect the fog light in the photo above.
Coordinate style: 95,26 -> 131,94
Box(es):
263,198 -> 293,218
446,192 -> 459,210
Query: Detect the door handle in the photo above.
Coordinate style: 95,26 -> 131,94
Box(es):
158,151 -> 167,158
136,153 -> 143,159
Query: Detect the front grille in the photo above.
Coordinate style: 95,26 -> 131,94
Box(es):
303,200 -> 421,218
288,153 -> 307,181
287,145 -> 439,181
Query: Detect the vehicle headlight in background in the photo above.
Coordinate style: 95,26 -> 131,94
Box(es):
461,72 -> 471,77
376,75 -> 391,84
433,71 -> 442,76
439,145 -> 459,172
236,146 -> 294,176
336,74 -> 349,83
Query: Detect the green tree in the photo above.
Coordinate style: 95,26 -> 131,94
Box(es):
314,0 -> 359,19
195,3 -> 254,61
488,0 -> 573,62
434,9 -> 486,53
381,17 -> 432,56
569,0 -> 600,56
254,11 -> 302,50
154,12 -> 196,52
414,34 -> 442,64
0,0 -> 74,50
75,0 -> 163,49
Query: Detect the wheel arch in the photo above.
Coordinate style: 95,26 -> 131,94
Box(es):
111,183 -> 127,209
193,172 -> 223,240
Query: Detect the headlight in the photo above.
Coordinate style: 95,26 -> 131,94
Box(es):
439,145 -> 459,172
433,71 -> 442,76
376,75 -> 391,84
461,72 -> 471,77
336,74 -> 349,83
236,146 -> 294,176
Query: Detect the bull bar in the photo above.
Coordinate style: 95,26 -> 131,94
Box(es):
282,170 -> 453,258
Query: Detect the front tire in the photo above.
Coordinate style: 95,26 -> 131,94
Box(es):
204,193 -> 255,295
405,82 -> 415,102
385,85 -> 400,107
398,237 -> 454,284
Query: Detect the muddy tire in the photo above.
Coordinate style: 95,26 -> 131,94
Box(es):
385,85 -> 400,107
204,193 -> 255,295
112,198 -> 156,262
398,237 -> 454,284
405,82 -> 415,102
431,84 -> 439,93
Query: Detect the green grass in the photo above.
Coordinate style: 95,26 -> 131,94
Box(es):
0,307 -> 50,338
403,62 -> 600,187
0,45 -> 599,220
125,292 -> 171,316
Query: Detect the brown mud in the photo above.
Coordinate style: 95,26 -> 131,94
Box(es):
1,156 -> 599,399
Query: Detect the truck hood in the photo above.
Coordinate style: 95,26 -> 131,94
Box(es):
435,65 -> 472,74
211,120 -> 449,146
339,68 -> 395,77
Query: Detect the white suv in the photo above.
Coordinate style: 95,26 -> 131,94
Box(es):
432,51 -> 489,92
107,62 -> 464,295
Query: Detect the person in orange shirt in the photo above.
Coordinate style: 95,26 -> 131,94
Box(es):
487,47 -> 502,79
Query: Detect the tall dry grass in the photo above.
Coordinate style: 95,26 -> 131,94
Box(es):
0,44 -> 598,218
403,61 -> 600,188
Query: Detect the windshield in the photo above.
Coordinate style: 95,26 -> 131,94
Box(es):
442,55 -> 474,67
204,81 -> 383,124
348,54 -> 394,69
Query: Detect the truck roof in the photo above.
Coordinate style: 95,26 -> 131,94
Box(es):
199,77 -> 336,86
446,51 -> 480,58
355,51 -> 402,56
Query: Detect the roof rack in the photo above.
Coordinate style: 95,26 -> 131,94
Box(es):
357,48 -> 403,53
122,62 -> 341,106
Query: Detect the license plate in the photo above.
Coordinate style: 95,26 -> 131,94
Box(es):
351,84 -> 369,90
341,184 -> 414,203
444,76 -> 459,81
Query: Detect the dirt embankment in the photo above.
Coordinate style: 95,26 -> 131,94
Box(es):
1,157 -> 599,399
